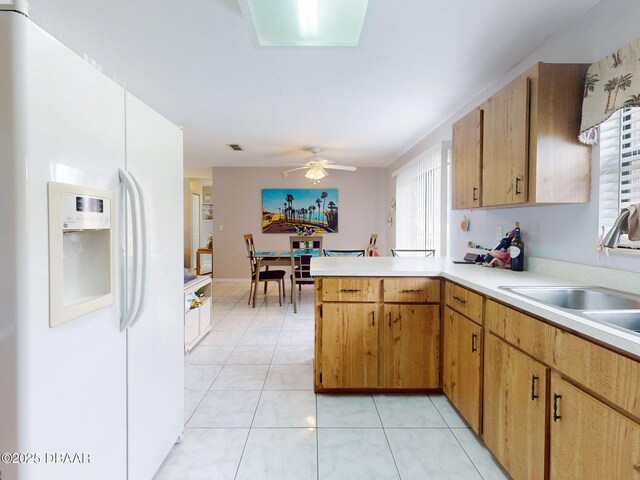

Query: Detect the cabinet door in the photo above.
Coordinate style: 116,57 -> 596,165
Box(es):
184,308 -> 200,350
199,297 -> 212,333
320,303 -> 379,389
482,77 -> 529,206
550,373 -> 640,480
452,108 -> 483,209
484,334 -> 547,480
442,307 -> 483,433
382,304 -> 440,389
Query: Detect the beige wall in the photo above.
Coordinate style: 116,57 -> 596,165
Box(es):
386,0 -> 640,273
212,167 -> 387,279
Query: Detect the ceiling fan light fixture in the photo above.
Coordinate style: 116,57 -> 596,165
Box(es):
305,166 -> 327,180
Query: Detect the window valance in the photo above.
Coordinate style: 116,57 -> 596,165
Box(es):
579,37 -> 640,144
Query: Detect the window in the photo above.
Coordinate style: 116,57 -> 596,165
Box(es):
394,144 -> 449,255
599,107 -> 640,248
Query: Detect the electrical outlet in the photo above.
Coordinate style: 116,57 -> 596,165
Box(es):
219,224 -> 224,231
495,227 -> 503,240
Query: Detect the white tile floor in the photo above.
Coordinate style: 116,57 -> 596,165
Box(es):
154,281 -> 510,480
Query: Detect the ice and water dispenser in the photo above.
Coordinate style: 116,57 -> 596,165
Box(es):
48,182 -> 115,327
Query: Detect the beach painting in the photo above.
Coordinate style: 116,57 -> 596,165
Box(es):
262,189 -> 339,233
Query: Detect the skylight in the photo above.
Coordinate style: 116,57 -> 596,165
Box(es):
241,0 -> 369,47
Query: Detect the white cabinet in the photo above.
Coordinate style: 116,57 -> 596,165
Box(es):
184,276 -> 213,352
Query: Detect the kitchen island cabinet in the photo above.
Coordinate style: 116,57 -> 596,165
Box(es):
314,277 -> 440,392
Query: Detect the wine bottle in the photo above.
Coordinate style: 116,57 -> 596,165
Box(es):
510,222 -> 525,271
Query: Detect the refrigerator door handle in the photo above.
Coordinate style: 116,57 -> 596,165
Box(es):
129,172 -> 149,328
119,168 -> 142,331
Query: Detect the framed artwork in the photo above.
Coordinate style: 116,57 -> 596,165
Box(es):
202,203 -> 213,220
262,188 -> 339,233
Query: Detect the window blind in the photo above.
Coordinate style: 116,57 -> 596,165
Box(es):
599,107 -> 640,248
395,146 -> 447,254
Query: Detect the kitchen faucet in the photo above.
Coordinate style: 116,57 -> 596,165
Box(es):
602,209 -> 631,248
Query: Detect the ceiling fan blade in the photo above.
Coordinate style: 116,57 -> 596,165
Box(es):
324,165 -> 357,171
281,166 -> 309,176
281,163 -> 307,167
316,159 -> 335,166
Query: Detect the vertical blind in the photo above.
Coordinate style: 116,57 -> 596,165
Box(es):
395,146 -> 446,254
599,107 -> 640,248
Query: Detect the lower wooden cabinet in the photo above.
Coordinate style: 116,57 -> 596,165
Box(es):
442,307 -> 483,433
315,277 -> 441,391
549,373 -> 640,480
320,303 -> 379,389
483,333 -> 547,480
382,304 -> 440,388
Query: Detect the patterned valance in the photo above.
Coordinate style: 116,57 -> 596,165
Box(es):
579,37 -> 640,144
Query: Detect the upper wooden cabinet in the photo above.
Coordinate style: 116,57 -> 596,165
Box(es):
452,108 -> 483,209
451,62 -> 590,209
482,77 -> 530,206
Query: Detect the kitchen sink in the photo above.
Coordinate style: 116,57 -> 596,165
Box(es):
500,286 -> 640,336
501,286 -> 640,311
582,311 -> 640,334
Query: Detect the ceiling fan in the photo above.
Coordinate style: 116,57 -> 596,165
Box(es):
281,147 -> 356,181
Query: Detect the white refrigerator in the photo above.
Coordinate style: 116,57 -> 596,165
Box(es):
0,3 -> 184,479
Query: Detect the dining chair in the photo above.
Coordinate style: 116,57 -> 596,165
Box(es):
323,249 -> 366,257
246,251 -> 286,308
367,233 -> 378,256
289,235 -> 323,313
391,248 -> 436,257
244,233 -> 286,306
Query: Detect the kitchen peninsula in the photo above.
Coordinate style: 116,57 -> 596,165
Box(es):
311,256 -> 640,480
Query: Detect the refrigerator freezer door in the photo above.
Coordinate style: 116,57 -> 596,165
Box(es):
1,15 -> 128,480
124,92 -> 184,480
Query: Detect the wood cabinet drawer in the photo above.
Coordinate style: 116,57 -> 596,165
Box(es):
321,278 -> 379,302
485,299 -> 640,420
383,278 -> 440,303
445,282 -> 483,324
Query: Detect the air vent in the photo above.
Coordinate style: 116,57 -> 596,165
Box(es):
227,144 -> 244,151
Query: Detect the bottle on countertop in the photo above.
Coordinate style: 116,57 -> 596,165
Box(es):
510,222 -> 525,271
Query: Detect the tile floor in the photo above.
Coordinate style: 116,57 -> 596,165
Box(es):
154,281 -> 510,480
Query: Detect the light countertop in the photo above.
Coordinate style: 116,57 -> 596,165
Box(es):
310,256 -> 640,357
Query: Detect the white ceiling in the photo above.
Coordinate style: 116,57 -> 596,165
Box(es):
27,0 -> 600,169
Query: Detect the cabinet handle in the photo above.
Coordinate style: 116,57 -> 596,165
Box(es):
515,176 -> 522,195
471,333 -> 478,352
453,295 -> 466,305
400,289 -> 423,293
340,288 -> 361,293
553,393 -> 562,421
370,311 -> 375,326
530,375 -> 539,401
388,312 -> 392,327
472,186 -> 478,201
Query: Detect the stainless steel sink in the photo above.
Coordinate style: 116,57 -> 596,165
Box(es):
501,286 -> 640,311
582,311 -> 640,334
500,286 -> 640,336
